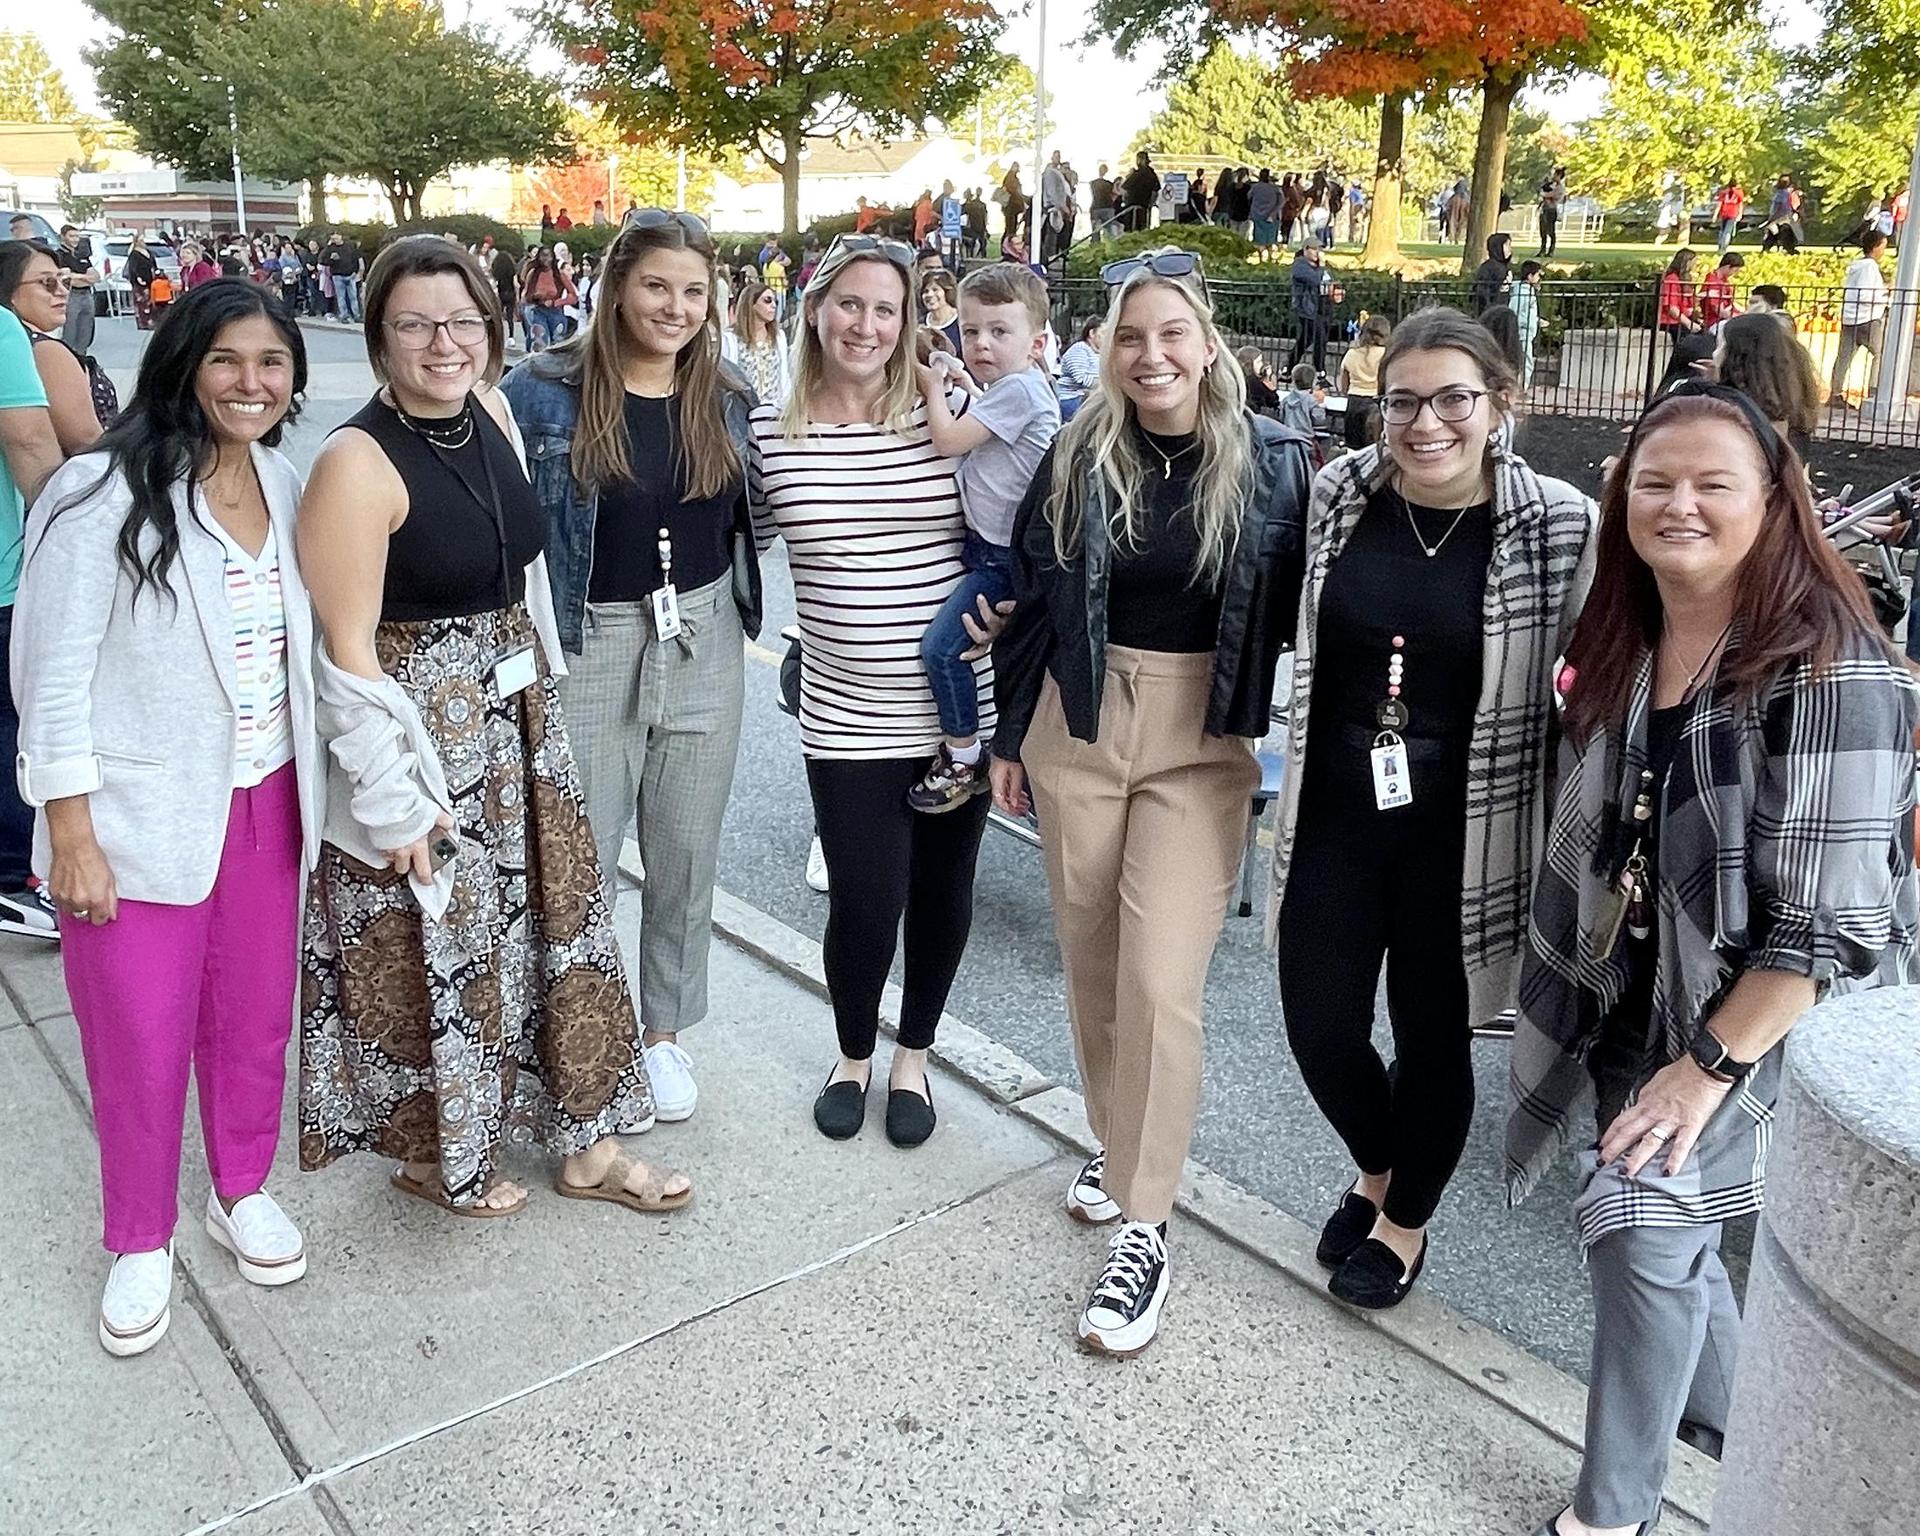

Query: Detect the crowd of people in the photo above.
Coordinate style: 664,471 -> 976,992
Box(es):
0,197 -> 1917,1536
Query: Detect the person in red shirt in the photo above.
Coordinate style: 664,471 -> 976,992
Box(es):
854,196 -> 878,234
1699,251 -> 1742,327
554,207 -> 573,231
1656,247 -> 1706,390
1714,179 -> 1746,252
912,189 -> 936,245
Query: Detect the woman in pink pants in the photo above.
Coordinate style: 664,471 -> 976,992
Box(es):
13,280 -> 326,1356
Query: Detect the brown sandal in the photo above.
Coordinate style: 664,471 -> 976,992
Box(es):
389,1166 -> 528,1219
553,1146 -> 693,1213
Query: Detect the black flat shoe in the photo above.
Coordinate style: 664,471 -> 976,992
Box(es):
1315,1186 -> 1380,1268
1328,1236 -> 1427,1310
813,1070 -> 870,1140
884,1074 -> 936,1148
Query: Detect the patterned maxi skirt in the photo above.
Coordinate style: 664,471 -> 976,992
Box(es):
298,604 -> 655,1207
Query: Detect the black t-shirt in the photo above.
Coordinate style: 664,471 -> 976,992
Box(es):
1122,167 -> 1161,209
54,244 -> 93,280
1107,430 -> 1224,653
1308,486 -> 1495,748
488,248 -> 517,295
327,240 -> 360,276
1244,372 -> 1280,413
1090,177 -> 1116,212
588,392 -> 740,604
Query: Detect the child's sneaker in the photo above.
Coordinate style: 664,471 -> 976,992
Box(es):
907,747 -> 989,814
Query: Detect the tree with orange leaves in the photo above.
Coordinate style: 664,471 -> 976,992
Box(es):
1090,0 -> 1588,270
541,0 -> 1006,242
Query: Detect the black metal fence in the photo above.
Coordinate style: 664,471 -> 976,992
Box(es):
1046,273 -> 1920,451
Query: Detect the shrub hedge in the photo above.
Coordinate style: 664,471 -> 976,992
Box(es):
294,213 -> 525,258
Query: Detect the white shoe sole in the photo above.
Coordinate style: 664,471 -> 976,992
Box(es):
1066,1190 -> 1121,1225
652,1099 -> 696,1124
99,1306 -> 169,1357
0,913 -> 60,941
1075,1277 -> 1170,1359
204,1214 -> 308,1286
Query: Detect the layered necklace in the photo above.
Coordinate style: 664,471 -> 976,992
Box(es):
393,394 -> 475,450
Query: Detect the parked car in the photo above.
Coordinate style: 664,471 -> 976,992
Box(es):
0,208 -> 59,244
97,231 -> 182,315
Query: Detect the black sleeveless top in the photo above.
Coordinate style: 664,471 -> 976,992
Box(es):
343,393 -> 547,623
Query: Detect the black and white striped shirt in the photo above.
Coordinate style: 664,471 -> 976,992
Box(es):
749,399 -> 995,759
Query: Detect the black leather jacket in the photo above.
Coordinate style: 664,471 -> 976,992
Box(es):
991,414 -> 1314,759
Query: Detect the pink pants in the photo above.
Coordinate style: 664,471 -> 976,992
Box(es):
63,763 -> 303,1253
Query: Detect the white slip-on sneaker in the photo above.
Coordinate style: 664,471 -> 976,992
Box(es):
805,836 -> 830,894
642,1039 -> 698,1122
1077,1221 -> 1170,1359
99,1244 -> 173,1357
204,1190 -> 307,1286
1067,1150 -> 1122,1225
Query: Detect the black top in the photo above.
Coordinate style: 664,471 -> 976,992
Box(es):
124,247 -> 156,285
1245,373 -> 1280,413
1309,486 -> 1496,748
344,394 -> 547,623
1107,429 -> 1225,653
587,392 -> 740,604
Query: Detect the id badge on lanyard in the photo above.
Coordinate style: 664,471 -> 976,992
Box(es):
1371,636 -> 1413,810
652,526 -> 683,641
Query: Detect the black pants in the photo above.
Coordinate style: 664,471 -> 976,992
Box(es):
1538,207 -> 1558,257
1296,312 -> 1328,374
0,606 -> 34,890
806,757 -> 990,1058
1276,738 -> 1473,1230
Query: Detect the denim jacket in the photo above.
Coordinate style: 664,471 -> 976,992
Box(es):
499,348 -> 763,654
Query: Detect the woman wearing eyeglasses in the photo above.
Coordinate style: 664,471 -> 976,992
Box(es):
297,236 -> 682,1221
502,208 -> 761,1129
0,240 -> 114,456
989,249 -> 1314,1356
1272,306 -> 1596,1309
1510,386 -> 1917,1536
750,232 -> 1003,1149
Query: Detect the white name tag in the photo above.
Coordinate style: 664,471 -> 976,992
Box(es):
491,643 -> 538,700
1370,735 -> 1414,810
651,582 -> 683,641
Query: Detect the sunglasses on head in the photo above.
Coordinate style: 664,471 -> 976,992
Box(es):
815,233 -> 916,275
1100,250 -> 1207,295
1635,380 -> 1786,479
620,208 -> 711,242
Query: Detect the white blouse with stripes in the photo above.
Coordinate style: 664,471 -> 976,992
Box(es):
749,398 -> 996,760
212,520 -> 294,788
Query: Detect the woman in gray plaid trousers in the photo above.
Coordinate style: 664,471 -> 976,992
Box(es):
1508,384 -> 1919,1536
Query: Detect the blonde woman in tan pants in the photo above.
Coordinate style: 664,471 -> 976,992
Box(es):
989,251 -> 1313,1357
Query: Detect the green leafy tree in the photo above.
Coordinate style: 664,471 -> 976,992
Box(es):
1576,0 -> 1789,209
542,0 -> 1008,241
1788,0 -> 1919,221
89,0 -> 255,181
952,56 -> 1054,159
0,31 -> 81,121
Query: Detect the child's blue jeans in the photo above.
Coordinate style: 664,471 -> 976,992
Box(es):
922,532 -> 1014,739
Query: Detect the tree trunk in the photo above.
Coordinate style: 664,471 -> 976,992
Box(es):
1360,93 -> 1407,271
386,180 -> 408,222
781,122 -> 803,246
1460,71 -> 1519,278
306,174 -> 327,229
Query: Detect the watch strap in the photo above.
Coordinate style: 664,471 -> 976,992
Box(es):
1687,1027 -> 1756,1085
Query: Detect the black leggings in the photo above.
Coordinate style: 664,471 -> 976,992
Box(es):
806,757 -> 990,1058
1275,742 -> 1474,1229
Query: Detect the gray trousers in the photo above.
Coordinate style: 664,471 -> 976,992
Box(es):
62,291 -> 96,357
1830,317 -> 1887,403
1577,1222 -> 1741,1528
557,574 -> 744,1034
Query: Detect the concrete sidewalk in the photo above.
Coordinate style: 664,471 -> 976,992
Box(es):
1,879 -> 1715,1536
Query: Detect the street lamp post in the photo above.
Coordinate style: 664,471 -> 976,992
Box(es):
1032,0 -> 1046,238
226,81 -> 248,236
1879,110 -> 1920,420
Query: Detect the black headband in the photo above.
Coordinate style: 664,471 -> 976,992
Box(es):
1630,380 -> 1786,480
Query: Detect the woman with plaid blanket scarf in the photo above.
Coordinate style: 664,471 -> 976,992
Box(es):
1270,308 -> 1597,1311
1508,385 -> 1919,1536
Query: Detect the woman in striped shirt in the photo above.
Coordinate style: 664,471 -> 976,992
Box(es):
750,233 -> 1005,1150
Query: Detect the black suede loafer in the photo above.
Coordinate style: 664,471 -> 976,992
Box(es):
813,1073 -> 870,1140
1315,1187 -> 1380,1268
1328,1236 -> 1427,1310
884,1076 -> 936,1148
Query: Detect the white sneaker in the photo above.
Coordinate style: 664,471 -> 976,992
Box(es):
805,836 -> 830,894
204,1190 -> 307,1285
99,1244 -> 173,1356
643,1039 -> 698,1122
1067,1150 -> 1121,1225
0,884 -> 60,941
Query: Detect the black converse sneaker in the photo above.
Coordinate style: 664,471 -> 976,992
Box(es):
1077,1220 -> 1170,1358
1066,1151 -> 1121,1225
906,746 -> 989,814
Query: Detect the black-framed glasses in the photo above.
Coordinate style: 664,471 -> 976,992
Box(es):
1100,250 -> 1205,291
620,208 -> 711,242
1642,379 -> 1786,478
1379,387 -> 1489,425
817,233 -> 915,276
383,314 -> 490,350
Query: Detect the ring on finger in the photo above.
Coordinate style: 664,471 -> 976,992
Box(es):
1646,1124 -> 1675,1143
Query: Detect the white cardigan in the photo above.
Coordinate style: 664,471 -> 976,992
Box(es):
13,444 -> 326,905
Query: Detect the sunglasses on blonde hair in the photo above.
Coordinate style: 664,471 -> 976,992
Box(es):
815,233 -> 915,280
621,207 -> 711,241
